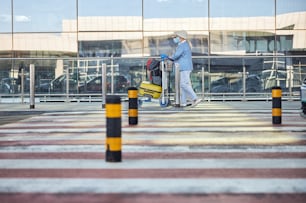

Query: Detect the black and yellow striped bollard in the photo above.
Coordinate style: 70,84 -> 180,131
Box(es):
128,87 -> 138,125
105,95 -> 122,162
272,86 -> 282,124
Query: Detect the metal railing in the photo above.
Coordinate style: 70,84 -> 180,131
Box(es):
0,56 -> 305,103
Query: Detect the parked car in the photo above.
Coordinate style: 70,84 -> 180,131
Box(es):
0,78 -> 13,94
261,69 -> 287,91
38,74 -> 96,93
210,77 -> 231,93
0,77 -> 31,94
78,75 -> 129,93
236,74 -> 262,93
38,74 -> 77,93
210,75 -> 262,93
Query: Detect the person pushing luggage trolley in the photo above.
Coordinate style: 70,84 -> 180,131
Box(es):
138,55 -> 172,107
161,30 -> 202,107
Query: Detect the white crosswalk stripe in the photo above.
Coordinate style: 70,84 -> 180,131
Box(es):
1,178 -> 306,194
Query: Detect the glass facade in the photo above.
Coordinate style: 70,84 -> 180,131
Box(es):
0,0 -> 305,100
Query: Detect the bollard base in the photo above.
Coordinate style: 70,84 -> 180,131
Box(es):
30,105 -> 35,109
106,151 -> 122,162
129,117 -> 138,125
272,116 -> 282,125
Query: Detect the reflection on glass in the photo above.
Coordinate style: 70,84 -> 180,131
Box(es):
0,34 -> 12,55
211,0 -> 274,17
277,0 -> 306,14
78,0 -> 142,17
144,31 -> 208,56
13,0 -> 76,32
0,0 -> 305,98
143,0 -> 208,31
144,0 -> 208,18
276,12 -> 306,30
1,56 -> 305,96
144,32 -> 173,56
210,0 -> 274,30
0,0 -> 12,33
192,57 -> 264,93
78,32 -> 143,57
78,16 -> 142,32
276,30 -> 303,51
276,0 -> 306,30
13,33 -> 77,57
210,31 -> 277,54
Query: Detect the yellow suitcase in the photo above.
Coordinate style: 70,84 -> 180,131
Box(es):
138,81 -> 162,99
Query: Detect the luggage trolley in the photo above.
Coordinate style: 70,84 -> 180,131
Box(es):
139,56 -> 171,107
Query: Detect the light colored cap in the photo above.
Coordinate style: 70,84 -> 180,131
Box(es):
174,30 -> 187,39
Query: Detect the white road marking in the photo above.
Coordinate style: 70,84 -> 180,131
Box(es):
1,145 -> 306,153
0,178 -> 306,194
1,159 -> 306,169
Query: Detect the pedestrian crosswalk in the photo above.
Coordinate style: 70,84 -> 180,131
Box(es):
0,102 -> 306,203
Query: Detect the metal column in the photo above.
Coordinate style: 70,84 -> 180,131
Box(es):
20,68 -> 24,103
101,63 -> 107,108
242,64 -> 246,101
65,66 -> 69,102
201,66 -> 205,100
29,64 -> 35,109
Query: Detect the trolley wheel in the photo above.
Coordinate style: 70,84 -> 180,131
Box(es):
159,97 -> 170,107
138,99 -> 143,107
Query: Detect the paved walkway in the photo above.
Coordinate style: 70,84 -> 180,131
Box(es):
0,99 -> 303,111
0,100 -> 305,203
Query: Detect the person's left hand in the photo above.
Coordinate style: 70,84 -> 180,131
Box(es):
160,54 -> 168,60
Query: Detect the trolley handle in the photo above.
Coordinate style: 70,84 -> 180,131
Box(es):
160,54 -> 174,62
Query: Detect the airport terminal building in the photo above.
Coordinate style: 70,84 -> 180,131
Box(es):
0,0 -> 306,101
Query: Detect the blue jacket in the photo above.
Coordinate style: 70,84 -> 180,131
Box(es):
170,40 -> 193,71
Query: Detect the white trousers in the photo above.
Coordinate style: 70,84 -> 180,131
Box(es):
180,70 -> 197,104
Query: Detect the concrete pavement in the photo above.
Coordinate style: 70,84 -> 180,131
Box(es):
0,99 -> 303,112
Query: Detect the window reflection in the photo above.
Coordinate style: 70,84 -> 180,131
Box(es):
209,29 -> 297,54
78,32 -> 143,57
78,16 -> 142,32
78,0 -> 142,17
143,0 -> 208,31
0,0 -> 11,33
210,0 -> 274,30
210,0 -> 274,17
144,31 -> 208,56
0,34 -> 12,55
0,0 -> 305,97
277,15 -> 306,30
144,0 -> 208,18
13,33 -> 77,57
277,30 -> 303,51
276,0 -> 306,15
13,0 -> 76,32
